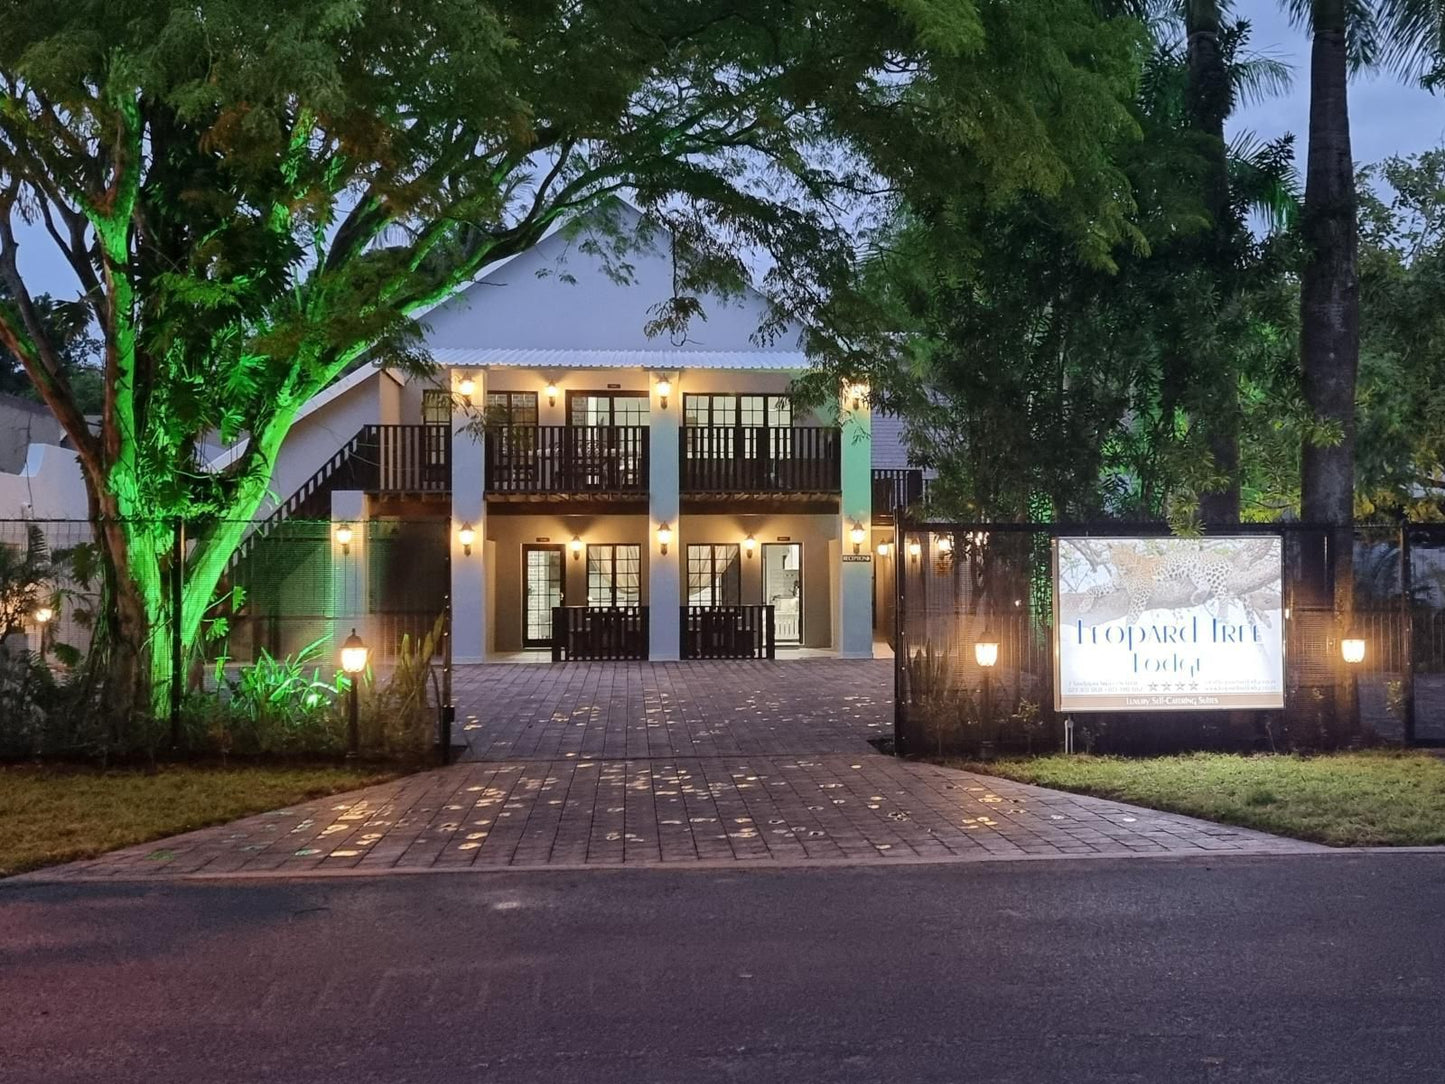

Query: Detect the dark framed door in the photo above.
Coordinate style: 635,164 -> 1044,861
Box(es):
761,543 -> 803,645
523,544 -> 565,648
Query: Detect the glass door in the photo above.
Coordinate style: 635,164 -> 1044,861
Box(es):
762,543 -> 802,644
523,544 -> 564,647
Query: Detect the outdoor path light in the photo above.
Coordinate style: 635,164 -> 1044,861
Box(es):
341,629 -> 369,757
1341,631 -> 1366,665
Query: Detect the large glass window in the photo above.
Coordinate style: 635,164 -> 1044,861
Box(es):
687,544 -> 742,607
569,392 -> 648,427
684,394 -> 790,428
484,391 -> 539,426
587,544 -> 642,608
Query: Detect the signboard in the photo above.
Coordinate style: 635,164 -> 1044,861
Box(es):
1053,536 -> 1284,712
842,554 -> 873,563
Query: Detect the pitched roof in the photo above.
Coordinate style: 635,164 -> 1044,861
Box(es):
429,347 -> 808,371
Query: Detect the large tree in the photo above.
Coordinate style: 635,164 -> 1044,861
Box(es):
0,0 -> 1146,734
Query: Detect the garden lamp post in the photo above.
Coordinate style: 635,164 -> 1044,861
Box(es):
341,628 -> 369,757
975,626 -> 999,739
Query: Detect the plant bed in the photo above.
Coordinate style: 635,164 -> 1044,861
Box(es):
953,751 -> 1445,847
0,762 -> 400,878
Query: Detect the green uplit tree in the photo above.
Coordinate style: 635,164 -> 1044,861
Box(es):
0,0 -> 1146,733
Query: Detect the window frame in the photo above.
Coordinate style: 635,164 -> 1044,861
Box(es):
586,543 -> 643,609
686,543 -> 742,608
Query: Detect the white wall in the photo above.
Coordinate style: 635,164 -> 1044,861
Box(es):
0,443 -> 89,520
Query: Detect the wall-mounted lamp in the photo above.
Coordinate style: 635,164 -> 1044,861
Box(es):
570,535 -> 584,562
1341,631 -> 1366,665
457,375 -> 476,398
656,377 -> 672,410
849,523 -> 866,555
657,523 -> 672,555
847,382 -> 869,411
335,524 -> 354,555
545,381 -> 559,408
974,629 -> 1000,668
937,534 -> 953,554
34,604 -> 53,625
908,541 -> 921,563
743,534 -> 756,559
876,541 -> 891,558
458,524 -> 476,556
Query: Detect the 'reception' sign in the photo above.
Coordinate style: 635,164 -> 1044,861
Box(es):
1052,536 -> 1284,712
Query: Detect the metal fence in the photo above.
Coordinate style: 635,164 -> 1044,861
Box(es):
892,521 -> 1445,756
0,516 -> 451,676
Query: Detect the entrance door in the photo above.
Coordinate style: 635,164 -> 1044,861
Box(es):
762,543 -> 803,645
523,544 -> 564,648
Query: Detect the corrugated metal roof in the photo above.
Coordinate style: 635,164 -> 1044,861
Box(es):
428,347 -> 809,371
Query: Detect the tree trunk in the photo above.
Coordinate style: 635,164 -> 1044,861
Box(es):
1300,3 -> 1359,528
1300,0 -> 1359,738
1188,0 -> 1240,524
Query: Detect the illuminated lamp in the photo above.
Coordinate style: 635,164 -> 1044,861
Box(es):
458,524 -> 476,556
657,523 -> 672,555
850,523 -> 866,555
1341,631 -> 1366,665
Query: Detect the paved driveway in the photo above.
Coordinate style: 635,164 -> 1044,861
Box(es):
20,661 -> 1320,882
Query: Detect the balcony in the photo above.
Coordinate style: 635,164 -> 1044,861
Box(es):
681,426 -> 840,496
872,468 -> 924,525
484,426 -> 649,498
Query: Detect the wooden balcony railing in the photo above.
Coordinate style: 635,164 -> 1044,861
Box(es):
681,426 -> 840,494
485,426 -> 649,495
872,468 -> 924,524
551,606 -> 650,661
356,424 -> 452,493
681,605 -> 775,660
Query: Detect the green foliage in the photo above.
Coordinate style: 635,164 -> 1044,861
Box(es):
209,637 -> 348,755
0,523 -> 51,639
0,0 -> 1157,725
356,615 -> 445,759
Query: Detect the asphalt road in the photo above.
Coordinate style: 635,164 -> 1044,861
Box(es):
3,855 -> 1445,1083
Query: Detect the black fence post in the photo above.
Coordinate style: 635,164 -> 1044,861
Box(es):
893,522 -> 907,756
169,515 -> 185,749
1402,525 -> 1416,745
438,592 -> 454,766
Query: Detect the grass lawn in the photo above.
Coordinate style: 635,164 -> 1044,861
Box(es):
960,751 -> 1445,847
0,763 -> 399,878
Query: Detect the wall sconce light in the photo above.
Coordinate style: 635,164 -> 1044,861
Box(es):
335,524 -> 354,555
1341,631 -> 1366,665
570,535 -> 584,561
876,541 -> 891,558
458,524 -> 476,556
974,629 -> 1000,668
457,374 -> 476,398
849,523 -> 866,555
743,534 -> 756,559
656,377 -> 672,410
908,541 -> 921,562
545,381 -> 559,407
847,382 -> 869,411
937,534 -> 953,554
34,604 -> 53,625
657,523 -> 672,555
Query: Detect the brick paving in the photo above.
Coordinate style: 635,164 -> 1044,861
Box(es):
19,661 -> 1322,882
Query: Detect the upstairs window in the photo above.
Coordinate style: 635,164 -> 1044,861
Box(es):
484,391 -> 538,427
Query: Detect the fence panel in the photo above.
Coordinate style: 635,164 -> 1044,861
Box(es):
896,522 -> 1443,756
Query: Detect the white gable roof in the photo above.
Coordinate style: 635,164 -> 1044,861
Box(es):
419,203 -> 805,357
429,347 -> 808,372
